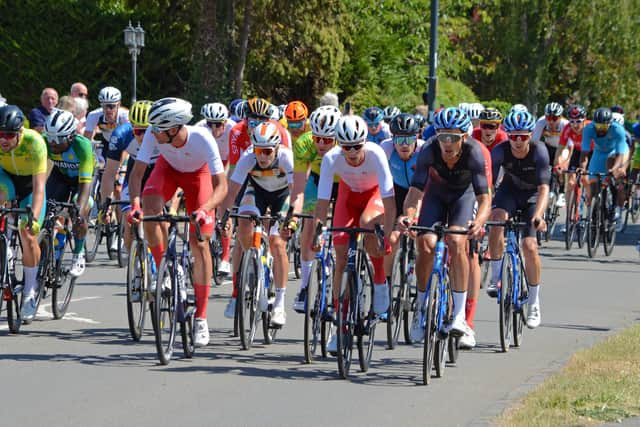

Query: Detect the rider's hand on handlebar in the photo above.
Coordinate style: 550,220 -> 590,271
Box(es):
127,203 -> 143,225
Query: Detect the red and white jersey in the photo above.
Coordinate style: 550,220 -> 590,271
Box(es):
195,118 -> 237,162
318,142 -> 394,200
138,125 -> 224,175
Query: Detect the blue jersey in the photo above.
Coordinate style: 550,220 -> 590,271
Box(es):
106,122 -> 135,162
422,125 -> 436,141
367,127 -> 391,144
582,122 -> 629,156
632,122 -> 640,140
380,138 -> 425,189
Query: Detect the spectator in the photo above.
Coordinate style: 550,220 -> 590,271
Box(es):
59,95 -> 76,112
73,96 -> 89,134
319,91 -> 339,108
70,82 -> 89,100
29,87 -> 58,133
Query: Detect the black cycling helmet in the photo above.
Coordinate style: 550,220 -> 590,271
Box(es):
610,105 -> 624,114
567,104 -> 587,120
593,107 -> 613,125
479,107 -> 503,122
414,113 -> 427,128
389,113 -> 419,136
0,105 -> 25,132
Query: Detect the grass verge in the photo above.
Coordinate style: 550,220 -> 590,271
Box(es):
497,323 -> 640,426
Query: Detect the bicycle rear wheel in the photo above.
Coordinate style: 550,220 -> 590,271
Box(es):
85,221 -> 101,263
1,239 -> 20,334
603,196 -> 617,256
565,190 -> 578,250
434,275 -> 452,378
33,232 -> 52,320
52,229 -> 77,319
512,260 -> 527,348
179,258 -> 195,358
387,247 -> 406,349
126,240 -> 148,341
422,272 -> 440,385
153,260 -> 177,365
117,217 -> 127,268
304,259 -> 322,363
357,256 -> 376,373
586,197 -> 601,258
336,272 -> 354,379
499,255 -> 514,352
237,249 -> 259,350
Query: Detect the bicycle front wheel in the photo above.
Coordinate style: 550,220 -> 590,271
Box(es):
587,197 -> 601,258
499,255 -> 514,352
126,240 -> 148,341
565,190 -> 578,250
603,200 -> 617,256
237,249 -> 259,350
387,247 -> 406,349
512,258 -> 528,348
52,229 -> 77,319
304,259 -> 322,363
336,272 -> 354,379
85,221 -> 101,263
422,271 -> 440,385
117,217 -> 127,268
357,256 -> 376,373
153,260 -> 177,365
179,258 -> 195,358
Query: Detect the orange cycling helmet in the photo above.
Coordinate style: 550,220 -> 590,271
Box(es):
285,101 -> 309,121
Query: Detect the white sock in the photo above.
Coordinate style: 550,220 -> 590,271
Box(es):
274,288 -> 286,308
491,259 -> 503,284
23,266 -> 39,298
417,290 -> 427,308
529,284 -> 540,306
452,291 -> 467,321
300,260 -> 313,290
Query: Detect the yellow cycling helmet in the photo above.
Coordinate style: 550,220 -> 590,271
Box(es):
129,100 -> 153,127
246,97 -> 273,119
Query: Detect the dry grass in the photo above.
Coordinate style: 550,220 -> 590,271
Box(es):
497,323 -> 640,427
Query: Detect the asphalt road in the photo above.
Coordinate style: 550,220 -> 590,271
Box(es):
1,223 -> 639,427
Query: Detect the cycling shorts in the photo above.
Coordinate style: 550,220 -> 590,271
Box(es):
332,181 -> 384,246
303,173 -> 338,214
142,155 -> 215,235
0,169 -> 46,225
46,167 -> 78,204
418,185 -> 475,229
493,181 -> 538,238
238,181 -> 290,237
393,184 -> 409,217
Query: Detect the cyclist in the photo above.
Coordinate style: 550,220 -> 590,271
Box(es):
631,120 -> 640,210
487,111 -> 549,329
380,113 -> 425,281
128,97 -> 228,348
220,122 -> 294,326
84,86 -> 129,166
0,105 -> 47,323
312,115 -> 396,353
582,108 -> 629,216
290,106 -> 342,312
398,107 -> 490,342
198,102 -> 236,275
383,105 -> 401,124
44,109 -> 95,277
511,104 -> 529,113
228,99 -> 244,122
362,106 -> 391,144
472,108 -> 508,151
463,103 -> 484,129
284,100 -> 310,141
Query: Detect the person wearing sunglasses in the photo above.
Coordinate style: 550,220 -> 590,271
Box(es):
488,111 -> 550,329
398,107 -> 490,343
290,106 -> 342,312
312,115 -> 396,353
471,107 -> 508,152
0,105 -> 48,323
44,109 -> 94,278
581,108 -> 629,214
84,86 -> 130,168
362,106 -> 391,144
128,97 -> 228,348
227,97 -> 291,174
220,122 -> 294,326
285,100 -> 310,140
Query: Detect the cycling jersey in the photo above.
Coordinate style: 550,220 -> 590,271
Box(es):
491,141 -> 550,191
107,123 -> 159,188
631,123 -> 640,170
0,128 -> 48,176
228,119 -> 291,168
532,117 -> 568,148
195,118 -> 237,162
380,138 -> 425,189
582,122 -> 629,156
46,134 -> 95,184
422,125 -> 435,141
293,131 -> 321,175
85,108 -> 130,142
471,127 -> 508,152
138,126 -> 224,175
317,142 -> 394,200
230,146 -> 294,192
558,120 -> 593,152
367,122 -> 392,145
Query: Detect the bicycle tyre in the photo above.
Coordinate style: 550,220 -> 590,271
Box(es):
106,221 -> 117,261
603,195 -> 617,256
180,258 -> 195,359
2,238 -> 20,334
403,293 -> 416,345
209,238 -> 221,287
320,253 -> 335,358
512,259 -> 527,348
586,197 -> 601,258
33,232 -> 52,321
336,272 -> 354,379
565,190 -> 578,250
153,259 -> 177,365
126,240 -> 147,341
304,259 -> 321,363
434,274 -> 452,378
422,271 -> 440,385
499,255 -> 514,352
85,221 -> 101,263
445,279 -> 459,365
52,228 -> 77,319
237,249 -> 259,350
262,303 -> 278,345
387,247 -> 406,350
117,217 -> 127,268
357,256 -> 376,372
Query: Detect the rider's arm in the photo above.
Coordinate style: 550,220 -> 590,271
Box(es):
31,172 -> 47,221
533,142 -> 551,219
201,172 -> 228,212
469,144 -> 491,230
381,196 -> 396,239
100,158 -> 120,201
291,170 -> 308,213
127,160 -> 148,209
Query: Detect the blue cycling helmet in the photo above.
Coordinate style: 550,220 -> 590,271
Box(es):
503,111 -> 536,132
414,113 -> 428,128
228,99 -> 243,115
362,107 -> 384,124
433,107 -> 471,132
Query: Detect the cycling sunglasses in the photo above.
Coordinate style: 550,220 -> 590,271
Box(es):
248,119 -> 265,128
436,132 -> 465,144
254,147 -> 275,156
480,122 -> 499,130
569,119 -> 584,125
133,127 -> 148,136
341,143 -> 364,152
365,121 -> 381,128
508,133 -> 531,142
545,114 -> 559,121
47,134 -> 71,145
393,135 -> 417,145
595,123 -> 610,132
312,135 -> 335,145
288,120 -> 304,129
102,103 -> 118,110
0,131 -> 18,140
206,121 -> 225,129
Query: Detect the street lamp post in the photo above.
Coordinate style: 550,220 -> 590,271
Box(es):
123,21 -> 145,104
427,0 -> 439,120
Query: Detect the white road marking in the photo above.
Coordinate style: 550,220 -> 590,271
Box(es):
0,296 -> 103,330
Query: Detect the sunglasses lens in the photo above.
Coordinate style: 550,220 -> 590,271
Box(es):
436,133 -> 463,143
342,144 -> 363,151
0,132 -> 16,139
480,123 -> 498,130
133,128 -> 146,136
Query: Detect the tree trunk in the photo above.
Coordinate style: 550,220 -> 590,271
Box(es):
234,0 -> 252,97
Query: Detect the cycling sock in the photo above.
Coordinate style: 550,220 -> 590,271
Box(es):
300,260 -> 314,290
452,290 -> 467,321
529,284 -> 540,305
232,273 -> 238,298
274,288 -> 286,308
23,266 -> 38,298
194,283 -> 209,318
74,238 -> 85,254
465,298 -> 477,330
490,259 -> 503,284
221,235 -> 231,261
150,244 -> 165,269
371,256 -> 386,284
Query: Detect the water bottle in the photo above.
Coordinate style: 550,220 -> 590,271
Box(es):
54,231 -> 67,260
146,248 -> 157,275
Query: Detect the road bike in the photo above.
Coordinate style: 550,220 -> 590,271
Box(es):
586,172 -> 618,258
386,233 -> 417,349
562,169 -> 588,250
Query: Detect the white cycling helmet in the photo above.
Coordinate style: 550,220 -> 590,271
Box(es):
45,109 -> 77,142
250,122 -> 281,148
544,102 -> 563,116
468,103 -> 484,120
310,106 -> 342,137
612,112 -> 625,125
510,103 -> 528,113
201,102 -> 228,122
270,106 -> 282,121
149,98 -> 193,131
98,86 -> 121,104
383,105 -> 401,121
335,115 -> 368,144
